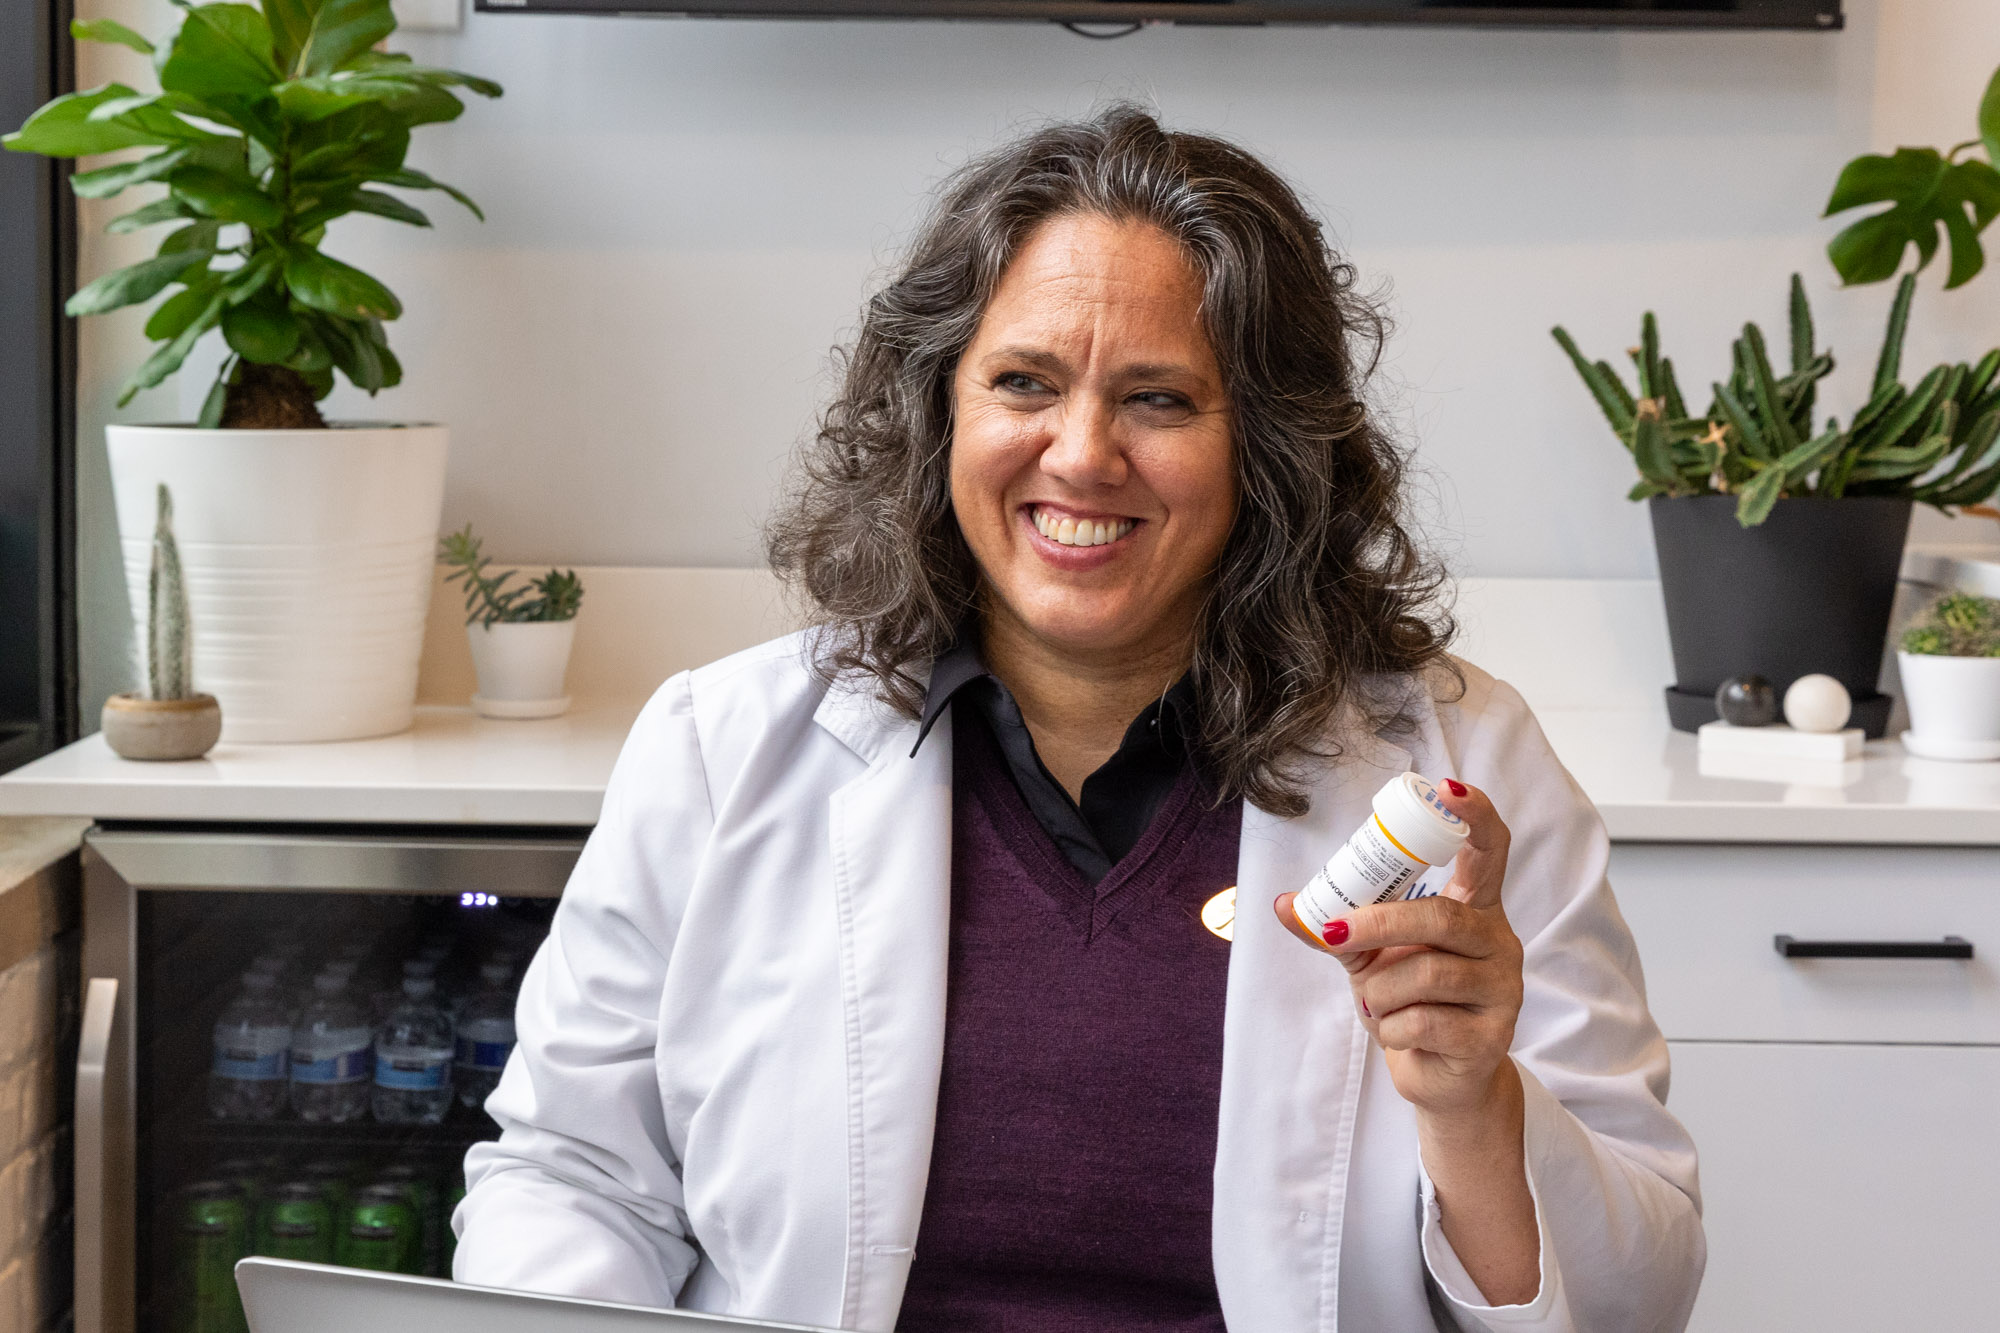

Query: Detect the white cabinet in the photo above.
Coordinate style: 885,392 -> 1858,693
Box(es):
1608,844 -> 2000,1331
1667,1042 -> 2000,1330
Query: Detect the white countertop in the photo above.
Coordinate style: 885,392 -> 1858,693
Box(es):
3,696 -> 1998,844
0,702 -> 641,828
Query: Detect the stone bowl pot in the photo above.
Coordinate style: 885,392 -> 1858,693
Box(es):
101,693 -> 223,761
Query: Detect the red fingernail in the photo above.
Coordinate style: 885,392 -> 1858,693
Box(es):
1361,997 -> 1371,1017
1445,779 -> 1467,798
1322,920 -> 1349,947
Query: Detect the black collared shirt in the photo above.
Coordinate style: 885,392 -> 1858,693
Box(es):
911,637 -> 1201,884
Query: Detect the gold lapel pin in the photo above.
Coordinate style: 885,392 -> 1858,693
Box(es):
1200,886 -> 1237,942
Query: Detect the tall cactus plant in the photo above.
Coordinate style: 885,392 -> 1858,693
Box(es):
148,484 -> 193,702
1554,274 -> 2000,527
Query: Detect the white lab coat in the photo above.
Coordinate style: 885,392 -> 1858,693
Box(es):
456,632 -> 1704,1332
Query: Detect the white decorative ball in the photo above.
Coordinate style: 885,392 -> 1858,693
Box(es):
1784,674 -> 1852,733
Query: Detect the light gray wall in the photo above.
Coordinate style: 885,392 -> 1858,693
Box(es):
71,0 -> 2000,715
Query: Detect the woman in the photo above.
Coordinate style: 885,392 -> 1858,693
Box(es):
455,106 -> 1703,1331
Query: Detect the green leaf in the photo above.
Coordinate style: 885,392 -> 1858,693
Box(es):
1942,206 -> 1986,289
282,248 -> 402,321
158,5 -> 280,106
1741,323 -> 1801,453
3,84 -> 184,157
1631,400 -> 1680,490
351,54 -> 503,99
66,249 -> 213,317
170,165 -> 283,228
144,280 -> 223,341
160,220 -> 223,254
318,315 -> 386,391
342,188 -> 431,228
71,19 -> 155,55
1858,365 -> 1948,452
1736,465 -> 1786,527
118,288 -> 227,405
222,300 -> 302,363
1982,64 -> 2000,172
277,74 -> 424,122
295,0 -> 397,78
384,82 -> 464,128
265,0 -> 313,72
1874,273 -> 1916,399
69,146 -> 190,199
197,364 -> 232,429
375,166 -> 483,221
1712,380 -> 1771,461
223,249 -> 281,306
106,196 -> 194,234
1824,147 -> 1947,217
1779,424 -> 1846,487
1829,210 -> 1917,286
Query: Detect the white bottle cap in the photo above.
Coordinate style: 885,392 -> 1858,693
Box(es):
1373,773 -> 1471,868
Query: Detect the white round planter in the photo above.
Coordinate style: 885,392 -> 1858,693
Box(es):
1897,651 -> 2000,762
106,423 -> 448,744
466,620 -> 577,719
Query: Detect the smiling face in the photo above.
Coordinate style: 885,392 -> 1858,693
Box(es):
949,212 -> 1238,670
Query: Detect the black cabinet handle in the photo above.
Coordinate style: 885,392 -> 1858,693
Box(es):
1773,934 -> 1974,960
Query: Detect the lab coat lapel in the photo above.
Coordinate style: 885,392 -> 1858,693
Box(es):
1214,726 -> 1411,1333
815,679 -> 954,1331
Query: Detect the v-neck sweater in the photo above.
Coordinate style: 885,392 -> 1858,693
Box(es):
895,708 -> 1242,1332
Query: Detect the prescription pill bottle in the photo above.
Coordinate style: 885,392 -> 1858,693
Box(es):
1291,773 -> 1470,939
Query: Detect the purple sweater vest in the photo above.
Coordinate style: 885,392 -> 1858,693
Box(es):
895,713 -> 1242,1332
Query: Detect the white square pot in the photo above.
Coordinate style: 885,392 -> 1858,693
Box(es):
466,620 -> 578,718
1897,651 -> 2000,762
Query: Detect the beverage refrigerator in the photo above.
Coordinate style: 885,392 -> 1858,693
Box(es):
75,821 -> 586,1333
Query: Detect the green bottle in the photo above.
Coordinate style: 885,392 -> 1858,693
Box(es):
339,1184 -> 416,1273
176,1182 -> 249,1333
255,1183 -> 334,1265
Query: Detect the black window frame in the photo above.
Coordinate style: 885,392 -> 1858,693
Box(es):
0,0 -> 78,774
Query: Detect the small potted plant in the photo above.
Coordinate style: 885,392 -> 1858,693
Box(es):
440,525 -> 585,719
1553,274 -> 2000,736
102,486 -> 222,761
1898,593 -> 2000,762
4,0 -> 500,744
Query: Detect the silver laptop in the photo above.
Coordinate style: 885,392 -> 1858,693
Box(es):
236,1258 -> 841,1333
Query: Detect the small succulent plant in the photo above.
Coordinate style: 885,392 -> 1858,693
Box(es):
1901,592 -> 2000,658
1554,273 -> 2000,528
439,524 -> 584,629
148,484 -> 195,700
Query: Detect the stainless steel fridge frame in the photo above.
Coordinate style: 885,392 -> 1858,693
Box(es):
74,822 -> 586,1333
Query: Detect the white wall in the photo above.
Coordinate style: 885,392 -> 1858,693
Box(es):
70,0 -> 2000,714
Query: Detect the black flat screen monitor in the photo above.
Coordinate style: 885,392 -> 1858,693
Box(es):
475,0 -> 1841,29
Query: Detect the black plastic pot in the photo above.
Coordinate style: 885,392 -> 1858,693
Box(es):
1649,495 -> 1912,738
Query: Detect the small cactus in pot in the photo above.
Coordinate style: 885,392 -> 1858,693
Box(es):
101,485 -> 223,760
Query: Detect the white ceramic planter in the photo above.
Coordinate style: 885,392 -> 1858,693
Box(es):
466,620 -> 577,719
106,423 -> 448,743
1898,651 -> 2000,762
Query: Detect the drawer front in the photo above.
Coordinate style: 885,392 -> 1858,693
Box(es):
1609,843 -> 2000,1044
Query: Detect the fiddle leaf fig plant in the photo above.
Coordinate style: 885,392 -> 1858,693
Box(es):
1,0 -> 500,429
1554,273 -> 2000,527
1823,63 -> 2000,289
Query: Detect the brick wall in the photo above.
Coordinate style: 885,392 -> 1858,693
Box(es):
0,822 -> 85,1333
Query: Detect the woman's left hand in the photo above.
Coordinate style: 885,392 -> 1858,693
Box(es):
1274,779 -> 1523,1120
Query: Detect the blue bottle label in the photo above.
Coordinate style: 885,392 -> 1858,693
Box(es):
455,1037 -> 514,1072
375,1056 -> 449,1091
292,1049 -> 372,1085
214,1047 -> 287,1082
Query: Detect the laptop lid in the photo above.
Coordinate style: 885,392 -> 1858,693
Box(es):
236,1258 -> 840,1333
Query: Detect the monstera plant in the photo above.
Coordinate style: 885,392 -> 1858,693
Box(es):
2,0 -> 500,746
4,0 -> 498,428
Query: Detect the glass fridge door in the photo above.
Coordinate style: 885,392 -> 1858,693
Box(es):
80,827 -> 583,1333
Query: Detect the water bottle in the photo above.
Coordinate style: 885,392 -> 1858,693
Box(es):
454,961 -> 517,1111
290,973 -> 373,1123
210,973 -> 291,1121
372,975 -> 455,1124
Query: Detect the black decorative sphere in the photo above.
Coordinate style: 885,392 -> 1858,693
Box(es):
1715,674 -> 1778,727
